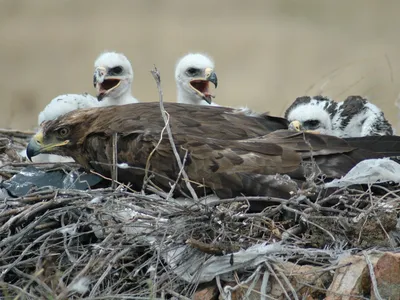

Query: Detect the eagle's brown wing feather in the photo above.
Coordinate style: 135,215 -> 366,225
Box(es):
253,130 -> 357,156
81,129 -> 376,198
78,102 -> 289,141
80,131 -> 301,197
256,130 -> 398,179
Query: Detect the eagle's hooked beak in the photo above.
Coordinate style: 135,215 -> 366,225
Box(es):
94,66 -> 123,101
26,131 -> 69,161
189,67 -> 218,104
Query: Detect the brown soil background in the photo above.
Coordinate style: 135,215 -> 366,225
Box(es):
1,0 -> 400,131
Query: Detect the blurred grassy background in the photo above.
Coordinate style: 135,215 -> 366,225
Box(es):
1,0 -> 399,131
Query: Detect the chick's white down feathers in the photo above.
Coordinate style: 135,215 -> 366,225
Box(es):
31,93 -> 99,163
334,99 -> 393,137
38,51 -> 139,127
175,53 -> 264,117
285,97 -> 335,135
94,51 -> 139,106
38,93 -> 98,125
175,53 -> 219,106
31,51 -> 139,163
285,96 -> 393,137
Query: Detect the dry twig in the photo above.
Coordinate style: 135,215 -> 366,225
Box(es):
150,66 -> 199,201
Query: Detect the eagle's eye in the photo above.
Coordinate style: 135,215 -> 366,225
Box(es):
110,66 -> 123,75
186,68 -> 199,76
57,127 -> 70,137
304,119 -> 321,129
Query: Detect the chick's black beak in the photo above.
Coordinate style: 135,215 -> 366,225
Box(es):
207,71 -> 218,88
204,67 -> 218,88
97,92 -> 105,101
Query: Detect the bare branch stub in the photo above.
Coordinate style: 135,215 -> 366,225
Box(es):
151,66 -> 161,84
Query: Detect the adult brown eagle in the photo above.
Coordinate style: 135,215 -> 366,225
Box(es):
26,102 -> 400,199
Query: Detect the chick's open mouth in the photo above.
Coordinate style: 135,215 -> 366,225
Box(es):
97,79 -> 121,101
100,79 -> 120,92
190,80 -> 215,101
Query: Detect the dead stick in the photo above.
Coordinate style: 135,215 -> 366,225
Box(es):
151,66 -> 199,201
0,128 -> 36,137
111,132 -> 118,189
363,251 -> 383,300
166,149 -> 189,200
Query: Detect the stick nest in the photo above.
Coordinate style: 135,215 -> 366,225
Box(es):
0,130 -> 400,299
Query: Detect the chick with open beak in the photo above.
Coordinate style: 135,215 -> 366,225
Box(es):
93,65 -> 128,101
189,67 -> 218,104
93,52 -> 139,105
175,53 -> 219,106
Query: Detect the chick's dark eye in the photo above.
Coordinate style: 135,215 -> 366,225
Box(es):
110,66 -> 123,75
186,68 -> 198,76
304,120 -> 320,128
58,127 -> 69,137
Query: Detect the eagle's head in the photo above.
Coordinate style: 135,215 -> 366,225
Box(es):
175,53 -> 218,105
285,96 -> 338,135
27,108 -> 100,167
93,51 -> 133,102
